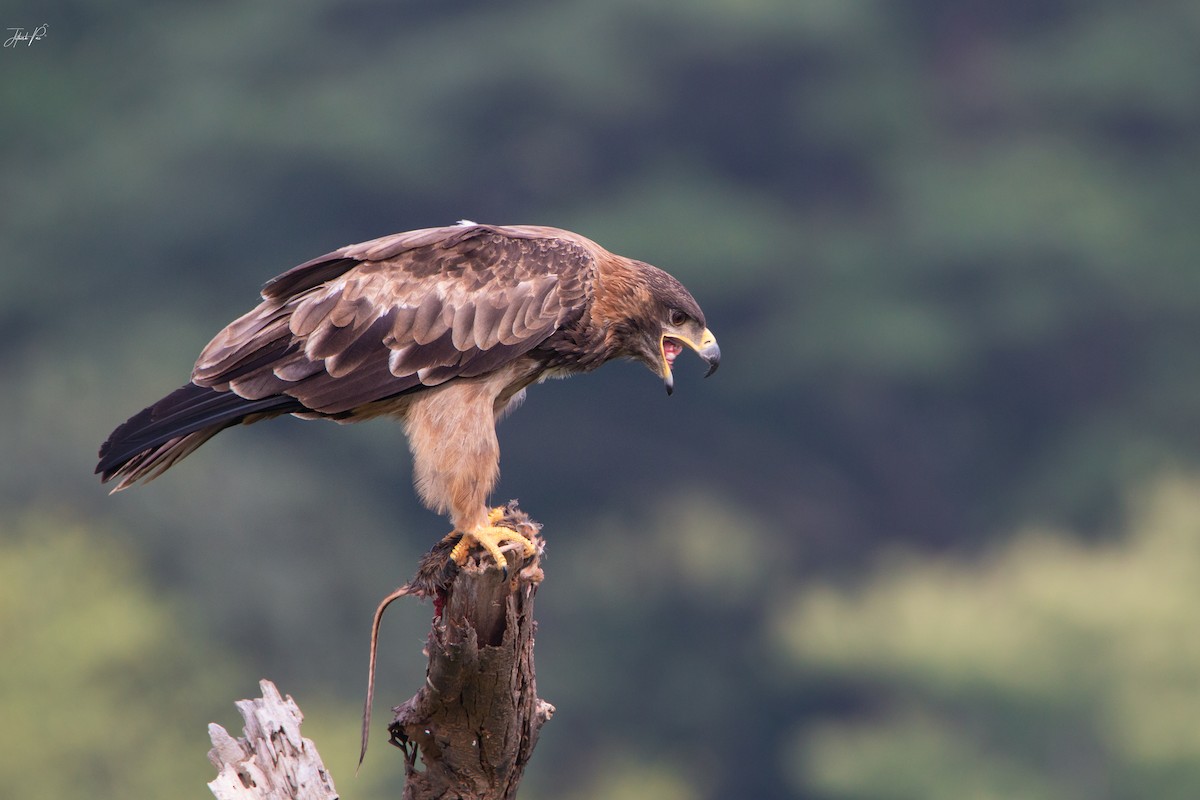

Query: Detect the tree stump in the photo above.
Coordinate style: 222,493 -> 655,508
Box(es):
207,680 -> 338,800
382,502 -> 554,800
207,502 -> 553,799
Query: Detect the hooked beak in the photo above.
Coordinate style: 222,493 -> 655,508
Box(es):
661,327 -> 721,395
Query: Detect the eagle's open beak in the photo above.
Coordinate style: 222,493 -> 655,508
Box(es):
661,327 -> 721,395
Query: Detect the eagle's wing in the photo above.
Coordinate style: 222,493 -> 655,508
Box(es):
192,224 -> 595,415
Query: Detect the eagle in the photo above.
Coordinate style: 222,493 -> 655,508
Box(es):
96,223 -> 720,568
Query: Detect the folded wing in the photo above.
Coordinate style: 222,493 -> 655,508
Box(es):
194,224 -> 594,415
98,224 -> 595,488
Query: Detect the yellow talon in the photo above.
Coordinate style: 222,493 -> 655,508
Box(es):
449,523 -> 535,571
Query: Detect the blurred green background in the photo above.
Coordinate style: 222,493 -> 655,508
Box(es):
3,1 -> 1200,798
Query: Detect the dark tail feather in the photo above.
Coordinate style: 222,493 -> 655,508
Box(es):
97,382 -> 302,490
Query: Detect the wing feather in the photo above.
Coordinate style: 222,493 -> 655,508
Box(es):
451,303 -> 477,351
524,283 -> 553,329
306,310 -> 375,361
290,290 -> 340,337
289,358 -> 417,415
273,355 -> 324,382
391,329 -> 462,377
325,310 -> 397,378
496,298 -> 528,346
327,293 -> 367,328
410,292 -> 448,345
388,305 -> 418,344
190,224 -> 598,417
473,300 -> 505,350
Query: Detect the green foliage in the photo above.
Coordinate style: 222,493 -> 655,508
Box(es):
0,514 -> 236,799
773,475 -> 1200,799
0,514 -> 406,800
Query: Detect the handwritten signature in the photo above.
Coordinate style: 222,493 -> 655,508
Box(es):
4,24 -> 48,48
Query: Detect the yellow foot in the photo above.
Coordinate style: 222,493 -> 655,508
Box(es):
449,514 -> 535,573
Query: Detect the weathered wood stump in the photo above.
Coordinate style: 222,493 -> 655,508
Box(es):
382,502 -> 554,800
207,680 -> 338,800
207,502 -> 552,799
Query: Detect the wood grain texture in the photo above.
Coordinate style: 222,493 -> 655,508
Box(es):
207,680 -> 338,800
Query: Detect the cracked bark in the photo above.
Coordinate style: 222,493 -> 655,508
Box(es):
384,502 -> 555,800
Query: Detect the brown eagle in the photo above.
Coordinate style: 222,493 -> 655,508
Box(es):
97,223 -> 720,567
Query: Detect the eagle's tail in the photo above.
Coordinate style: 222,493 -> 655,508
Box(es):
96,382 -> 302,491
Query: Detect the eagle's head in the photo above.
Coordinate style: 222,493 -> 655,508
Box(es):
600,260 -> 721,395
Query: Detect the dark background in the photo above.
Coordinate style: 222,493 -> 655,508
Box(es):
4,2 -> 1200,798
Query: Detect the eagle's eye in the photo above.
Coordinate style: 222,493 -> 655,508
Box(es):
668,309 -> 688,326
